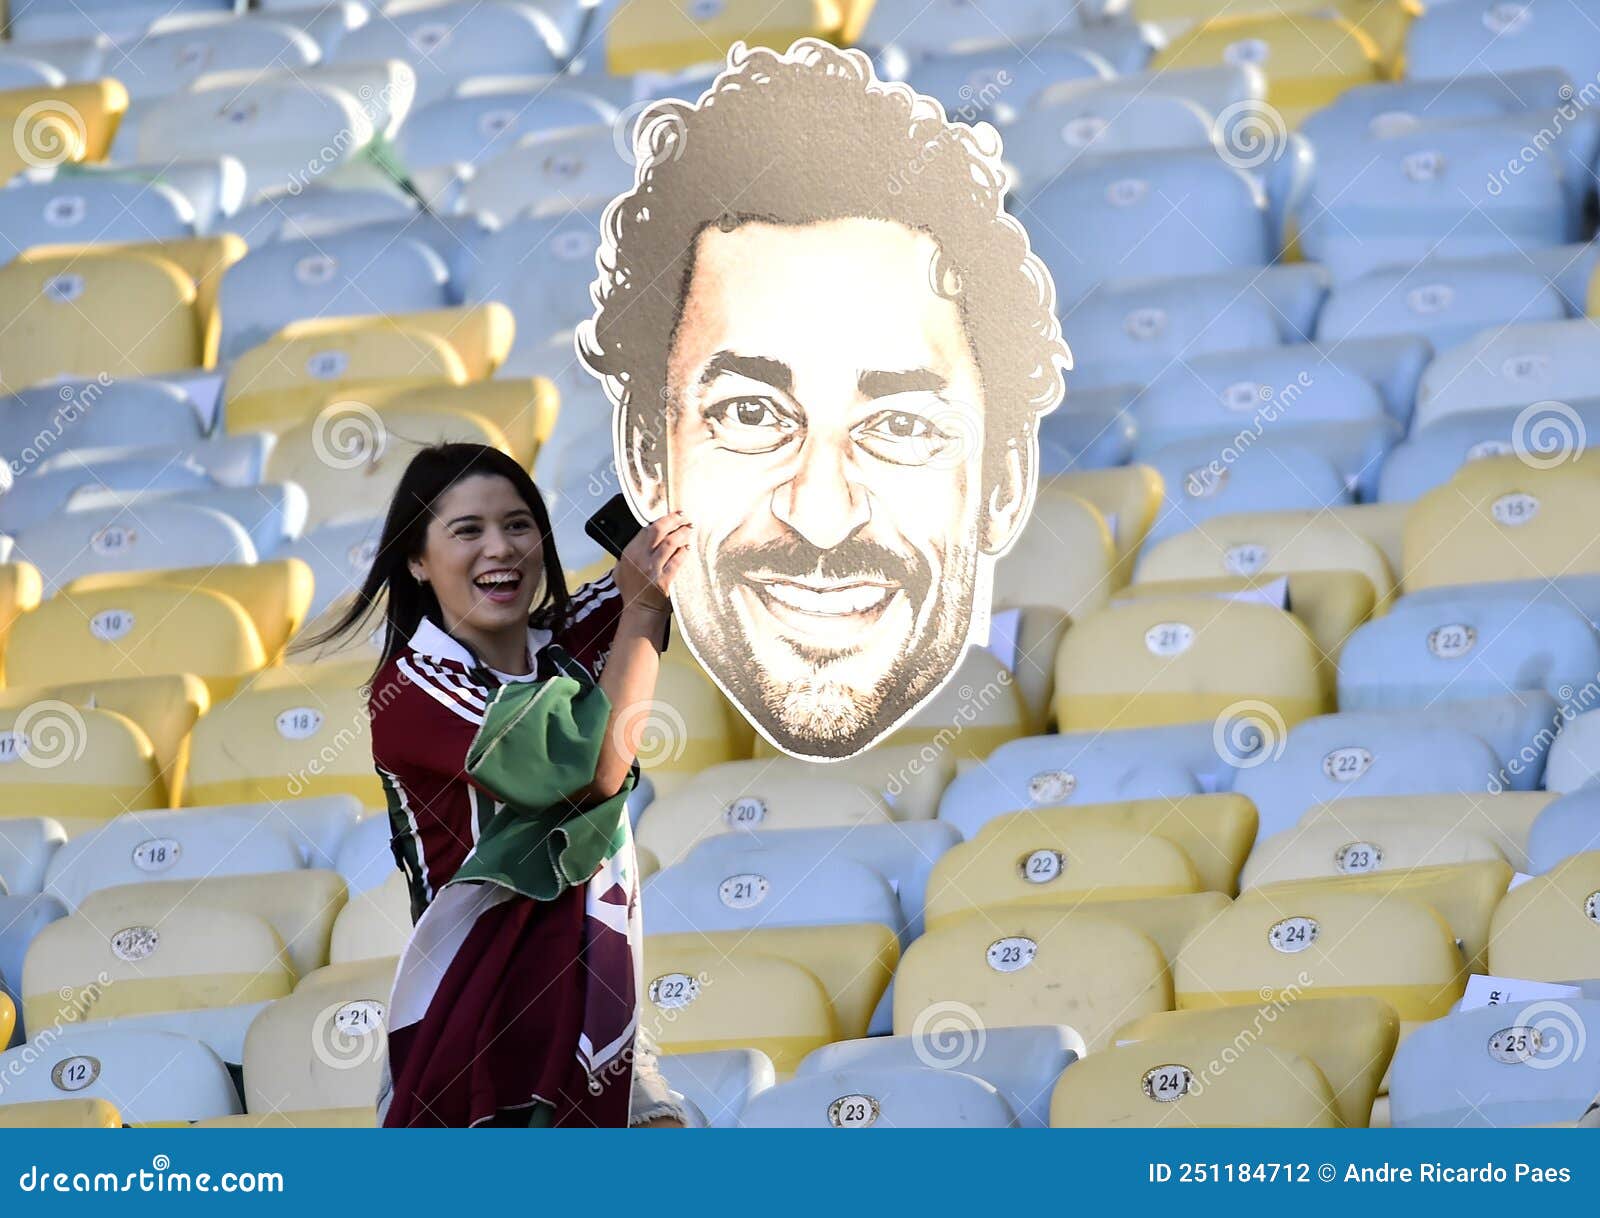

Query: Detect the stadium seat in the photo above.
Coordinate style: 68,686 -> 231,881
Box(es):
195,1107 -> 376,1129
893,43 -> 1113,122
399,86 -> 614,173
1547,713 -> 1600,794
1053,595 -> 1326,733
185,674 -> 381,808
924,825 -> 1202,930
1116,996 -> 1398,1129
992,484 -> 1116,619
42,811 -> 303,912
463,209 -> 605,361
1062,274 -> 1282,391
1338,596 -> 1600,714
1489,852 -> 1600,981
658,1048 -> 775,1129
0,80 -> 127,179
227,187 -> 418,248
22,903 -> 294,1038
272,517 -> 383,620
1001,91 -> 1218,196
0,818 -> 64,896
270,303 -> 517,382
242,963 -> 390,1113
0,378 -> 204,459
218,232 -> 453,362
1390,999 -> 1600,1128
1300,793 -> 1550,874
1020,151 -> 1271,304
1051,1037 -> 1341,1127
637,769 -> 893,868
112,15 -> 319,101
76,869 -> 345,981
874,646 -> 1029,761
6,583 -> 266,701
1232,713 -> 1502,842
461,126 -> 634,223
11,502 -> 256,594
1413,319 -> 1600,427
894,909 -> 1171,1052
1176,889 -> 1465,1024
330,871 -> 411,965
645,924 -> 899,1073
954,795 -> 1256,897
62,483 -> 307,559
645,853 -> 900,937
0,1027 -> 240,1124
332,0 -> 565,104
0,703 -> 164,827
0,1098 -> 120,1128
860,0 -> 1088,55
0,893 -> 65,1036
1407,0 -> 1600,94
811,1027 -> 1081,1131
1528,787 -> 1600,872
1379,402 -> 1600,503
1401,459 -> 1600,591
1317,264 -> 1571,356
1243,822 -> 1506,889
1144,439 -> 1351,548
0,251 -> 203,390
331,809 -> 395,896
0,177 -> 196,263
740,1066 -> 1016,1128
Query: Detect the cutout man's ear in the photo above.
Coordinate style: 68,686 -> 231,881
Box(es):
621,407 -> 669,517
980,434 -> 1034,556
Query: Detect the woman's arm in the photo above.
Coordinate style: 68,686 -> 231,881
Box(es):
586,512 -> 692,800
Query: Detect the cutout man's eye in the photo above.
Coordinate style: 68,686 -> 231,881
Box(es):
704,395 -> 797,453
855,409 -> 956,466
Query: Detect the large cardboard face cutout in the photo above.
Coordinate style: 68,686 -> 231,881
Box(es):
579,39 -> 1070,761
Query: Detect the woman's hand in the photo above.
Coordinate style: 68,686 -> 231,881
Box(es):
614,511 -> 692,613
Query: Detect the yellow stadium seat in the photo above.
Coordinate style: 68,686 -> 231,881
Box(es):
689,746 -> 956,825
1488,852 -> 1600,981
637,769 -> 893,868
0,673 -> 206,809
605,0 -> 845,73
650,923 -> 897,1046
924,825 -> 1202,930
227,328 -> 468,416
1137,513 -> 1396,608
1115,571 -> 1375,700
0,989 -> 12,1045
0,704 -> 163,828
185,677 -> 381,808
63,560 -> 313,668
23,905 -> 294,1031
0,80 -> 128,176
1250,861 -> 1511,976
1243,822 -> 1507,889
643,944 -> 836,1076
330,871 -> 411,965
0,561 -> 42,666
1135,0 -> 1411,70
77,870 -> 349,980
1050,1037 -> 1342,1127
988,605 -> 1070,735
242,966 -> 389,1113
1150,13 -> 1386,123
1326,502 -> 1409,580
1176,889 -> 1465,1025
1053,595 -> 1326,733
878,646 -> 1029,761
1298,793 -> 1552,872
273,304 -> 516,381
0,251 -> 202,389
895,910 -> 1171,1052
195,1107 -> 375,1128
264,407 -> 514,531
285,598 -> 386,672
6,584 -> 266,703
0,1098 -> 122,1128
1402,459 -> 1600,591
1044,466 -> 1164,586
1116,996 -> 1399,1130
974,794 -> 1257,896
17,235 -> 248,368
635,648 -> 754,798
369,378 -> 557,469
993,486 -> 1117,619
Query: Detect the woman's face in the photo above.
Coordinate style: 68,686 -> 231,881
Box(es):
408,473 -> 544,648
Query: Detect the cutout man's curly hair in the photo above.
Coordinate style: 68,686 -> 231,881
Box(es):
577,39 -> 1069,482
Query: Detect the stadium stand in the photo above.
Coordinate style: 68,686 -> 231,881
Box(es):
0,0 -> 1598,1132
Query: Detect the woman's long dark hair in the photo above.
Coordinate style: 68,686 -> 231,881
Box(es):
294,443 -> 568,676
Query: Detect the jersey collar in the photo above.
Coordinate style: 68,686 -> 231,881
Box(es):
408,617 -> 554,677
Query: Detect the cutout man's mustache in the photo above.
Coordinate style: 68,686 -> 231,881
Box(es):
717,535 -> 926,596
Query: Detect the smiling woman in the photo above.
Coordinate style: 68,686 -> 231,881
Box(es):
295,443 -> 692,1128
